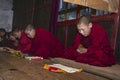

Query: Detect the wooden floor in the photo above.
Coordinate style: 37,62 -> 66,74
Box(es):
0,52 -> 109,80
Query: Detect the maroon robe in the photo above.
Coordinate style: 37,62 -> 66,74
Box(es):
17,31 -> 31,53
7,40 -> 17,49
64,24 -> 115,67
29,28 -> 65,59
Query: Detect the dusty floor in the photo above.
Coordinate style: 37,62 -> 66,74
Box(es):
0,52 -> 109,80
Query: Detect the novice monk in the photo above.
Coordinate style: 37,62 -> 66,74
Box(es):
0,28 -> 8,47
63,16 -> 115,67
12,28 -> 31,53
7,32 -> 18,49
25,24 -> 65,59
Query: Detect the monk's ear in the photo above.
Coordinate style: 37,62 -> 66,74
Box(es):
89,23 -> 92,28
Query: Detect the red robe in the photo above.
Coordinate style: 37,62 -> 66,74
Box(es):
17,31 -> 31,53
64,24 -> 115,67
29,28 -> 65,59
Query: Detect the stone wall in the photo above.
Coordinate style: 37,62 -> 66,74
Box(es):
0,0 -> 13,32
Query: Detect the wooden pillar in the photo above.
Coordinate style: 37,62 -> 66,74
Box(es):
112,0 -> 120,50
64,4 -> 68,48
31,0 -> 35,24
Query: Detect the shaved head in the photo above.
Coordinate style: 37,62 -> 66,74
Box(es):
25,24 -> 34,31
25,24 -> 35,39
77,16 -> 92,37
77,16 -> 91,26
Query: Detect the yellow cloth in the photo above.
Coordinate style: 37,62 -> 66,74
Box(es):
43,64 -> 83,73
78,44 -> 84,49
0,47 -> 21,57
43,64 -> 65,73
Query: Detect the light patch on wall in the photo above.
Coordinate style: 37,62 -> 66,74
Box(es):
0,10 -> 13,32
64,0 -> 118,13
0,0 -> 13,10
0,0 -> 13,32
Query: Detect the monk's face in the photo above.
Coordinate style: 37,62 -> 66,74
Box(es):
13,31 -> 21,39
0,31 -> 5,37
77,23 -> 92,37
25,29 -> 35,39
10,35 -> 16,41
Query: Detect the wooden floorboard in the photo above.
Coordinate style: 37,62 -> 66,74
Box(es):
0,52 -> 109,80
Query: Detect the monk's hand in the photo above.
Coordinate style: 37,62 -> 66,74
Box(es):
76,48 -> 87,54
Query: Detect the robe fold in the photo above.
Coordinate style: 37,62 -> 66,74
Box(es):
64,24 -> 115,67
17,31 -> 31,53
30,28 -> 65,59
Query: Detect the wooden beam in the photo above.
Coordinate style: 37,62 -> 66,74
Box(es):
112,0 -> 120,50
64,0 -> 118,13
52,58 -> 120,80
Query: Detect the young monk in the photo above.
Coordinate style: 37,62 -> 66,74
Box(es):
63,16 -> 115,67
25,24 -> 65,59
7,32 -> 18,49
12,28 -> 31,53
0,28 -> 7,41
0,28 -> 7,46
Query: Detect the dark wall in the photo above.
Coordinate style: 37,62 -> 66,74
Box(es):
56,25 -> 66,47
13,0 -> 34,29
56,24 -> 77,47
13,0 -> 52,30
115,22 -> 120,62
33,0 -> 52,30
